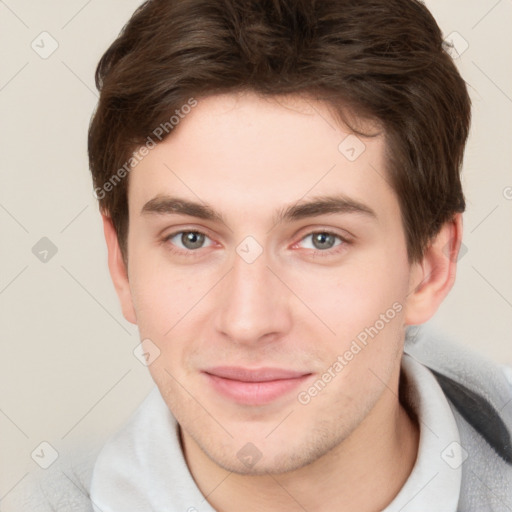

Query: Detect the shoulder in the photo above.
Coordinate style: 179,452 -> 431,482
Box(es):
10,444 -> 99,511
404,326 -> 512,509
404,324 -> 512,462
404,324 -> 512,397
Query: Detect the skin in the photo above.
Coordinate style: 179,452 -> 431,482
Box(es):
103,91 -> 462,511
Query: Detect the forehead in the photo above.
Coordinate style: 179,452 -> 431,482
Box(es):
128,92 -> 398,225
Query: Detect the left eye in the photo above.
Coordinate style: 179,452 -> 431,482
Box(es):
166,231 -> 213,251
299,232 -> 344,251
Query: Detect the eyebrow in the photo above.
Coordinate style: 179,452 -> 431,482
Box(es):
274,194 -> 376,224
141,194 -> 377,224
142,195 -> 225,222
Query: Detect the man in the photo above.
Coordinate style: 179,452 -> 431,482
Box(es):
25,0 -> 512,510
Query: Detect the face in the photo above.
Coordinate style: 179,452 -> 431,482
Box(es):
119,92 -> 418,475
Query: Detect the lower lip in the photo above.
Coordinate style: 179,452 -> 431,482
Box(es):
204,373 -> 311,405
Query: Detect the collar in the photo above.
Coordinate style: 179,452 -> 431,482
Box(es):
383,354 -> 462,511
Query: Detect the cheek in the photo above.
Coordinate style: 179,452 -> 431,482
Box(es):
127,253 -> 190,337
127,252 -> 221,367
288,256 -> 409,341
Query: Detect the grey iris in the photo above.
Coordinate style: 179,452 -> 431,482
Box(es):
182,232 -> 205,250
312,233 -> 336,250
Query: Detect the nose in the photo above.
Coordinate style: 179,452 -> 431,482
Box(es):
213,246 -> 293,346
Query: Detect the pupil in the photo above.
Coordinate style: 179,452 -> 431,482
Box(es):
183,232 -> 204,249
314,233 -> 334,249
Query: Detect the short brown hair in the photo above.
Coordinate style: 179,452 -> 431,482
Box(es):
88,0 -> 471,262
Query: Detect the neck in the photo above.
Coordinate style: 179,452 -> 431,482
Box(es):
181,368 -> 419,512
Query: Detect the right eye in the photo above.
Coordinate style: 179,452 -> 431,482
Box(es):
164,230 -> 214,252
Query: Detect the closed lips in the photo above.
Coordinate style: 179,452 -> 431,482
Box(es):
203,367 -> 311,381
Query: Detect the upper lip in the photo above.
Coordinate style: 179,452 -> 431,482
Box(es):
204,367 -> 311,382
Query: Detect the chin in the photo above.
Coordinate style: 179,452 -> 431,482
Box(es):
195,429 -> 344,477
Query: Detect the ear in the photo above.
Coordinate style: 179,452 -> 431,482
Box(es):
102,214 -> 137,325
404,213 -> 463,325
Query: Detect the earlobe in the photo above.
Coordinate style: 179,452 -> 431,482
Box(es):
404,213 -> 463,326
102,214 -> 137,325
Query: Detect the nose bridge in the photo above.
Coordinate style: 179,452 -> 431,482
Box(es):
214,244 -> 291,344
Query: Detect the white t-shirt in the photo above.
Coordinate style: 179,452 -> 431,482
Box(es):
90,354 -> 462,511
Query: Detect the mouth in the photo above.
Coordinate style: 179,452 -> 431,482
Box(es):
202,366 -> 313,405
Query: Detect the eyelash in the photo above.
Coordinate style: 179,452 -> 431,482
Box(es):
162,229 -> 350,258
295,231 -> 349,257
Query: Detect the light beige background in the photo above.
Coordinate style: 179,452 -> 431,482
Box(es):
1,0 -> 511,507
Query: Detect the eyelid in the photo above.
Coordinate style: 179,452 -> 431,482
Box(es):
160,221 -> 219,241
292,229 -> 351,255
162,228 -> 216,255
293,224 -> 353,242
